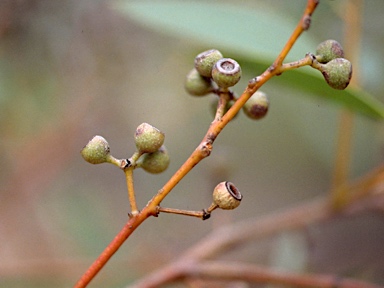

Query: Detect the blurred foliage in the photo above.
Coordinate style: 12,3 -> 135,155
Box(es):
1,1 -> 384,287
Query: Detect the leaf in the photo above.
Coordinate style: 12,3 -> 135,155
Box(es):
114,1 -> 384,119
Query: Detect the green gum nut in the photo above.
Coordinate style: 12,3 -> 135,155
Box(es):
212,181 -> 242,210
185,68 -> 213,96
320,58 -> 352,90
316,39 -> 344,63
211,58 -> 242,89
135,123 -> 165,154
243,91 -> 269,120
81,135 -> 110,164
138,145 -> 170,174
194,49 -> 223,77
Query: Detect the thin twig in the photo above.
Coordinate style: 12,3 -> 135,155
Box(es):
124,168 -> 139,216
157,206 -> 208,219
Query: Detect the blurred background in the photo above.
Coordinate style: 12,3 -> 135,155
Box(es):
1,0 -> 384,287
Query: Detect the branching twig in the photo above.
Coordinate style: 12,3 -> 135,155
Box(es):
73,1 -> 322,286
127,169 -> 384,288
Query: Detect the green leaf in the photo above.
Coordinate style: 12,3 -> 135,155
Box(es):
115,1 -> 384,119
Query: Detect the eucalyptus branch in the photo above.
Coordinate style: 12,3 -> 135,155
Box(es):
74,0 -> 353,286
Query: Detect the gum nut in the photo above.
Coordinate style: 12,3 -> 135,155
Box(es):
134,123 -> 165,153
81,135 -> 110,164
316,39 -> 344,63
321,58 -> 352,90
243,91 -> 269,120
212,58 -> 242,88
140,145 -> 170,174
194,49 -> 223,77
212,181 -> 242,210
185,68 -> 212,96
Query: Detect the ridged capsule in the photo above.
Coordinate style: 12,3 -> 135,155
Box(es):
212,181 -> 242,210
194,49 -> 223,78
316,39 -> 344,64
135,123 -> 165,154
320,58 -> 352,90
138,145 -> 170,174
211,58 -> 242,88
81,135 -> 110,164
185,68 -> 213,96
243,91 -> 269,120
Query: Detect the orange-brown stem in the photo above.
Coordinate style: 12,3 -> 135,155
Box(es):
125,167 -> 139,215
157,206 -> 209,220
73,210 -> 154,288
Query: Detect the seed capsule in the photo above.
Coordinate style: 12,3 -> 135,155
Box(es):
211,58 -> 242,88
81,135 -> 110,164
212,181 -> 242,210
138,145 -> 170,174
194,49 -> 223,78
134,123 -> 165,154
185,68 -> 213,96
243,91 -> 269,120
320,58 -> 352,90
316,39 -> 344,63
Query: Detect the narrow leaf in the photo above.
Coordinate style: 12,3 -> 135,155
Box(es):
115,1 -> 384,119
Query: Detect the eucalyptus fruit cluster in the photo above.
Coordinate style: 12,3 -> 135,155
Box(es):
80,123 -> 170,174
185,49 -> 269,120
314,39 -> 353,90
185,49 -> 242,95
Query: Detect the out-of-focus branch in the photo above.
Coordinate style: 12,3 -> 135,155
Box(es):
131,260 -> 383,288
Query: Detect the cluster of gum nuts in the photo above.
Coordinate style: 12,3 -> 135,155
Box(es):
313,39 -> 352,90
80,123 -> 242,215
185,49 -> 270,120
80,123 -> 170,174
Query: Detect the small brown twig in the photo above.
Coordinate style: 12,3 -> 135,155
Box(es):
127,168 -> 384,288
73,1 -> 320,286
156,207 -> 210,220
124,168 -> 139,216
